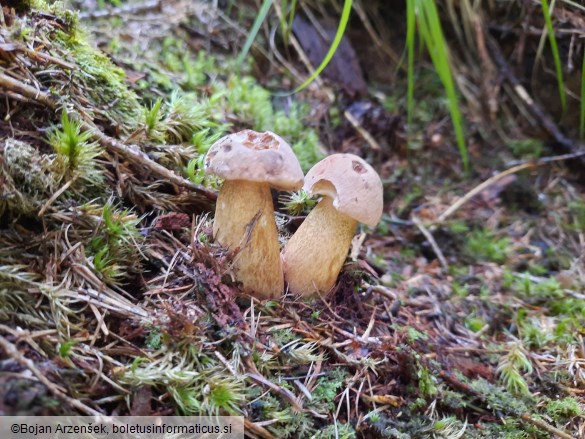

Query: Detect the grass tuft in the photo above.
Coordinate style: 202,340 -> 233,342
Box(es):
407,0 -> 468,172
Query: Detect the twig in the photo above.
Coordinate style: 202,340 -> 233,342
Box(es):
436,162 -> 537,224
247,372 -> 303,411
519,414 -> 574,439
437,143 -> 585,224
0,71 -> 57,108
412,214 -> 448,269
344,109 -> 381,150
37,177 -> 77,217
85,125 -> 217,202
0,335 -> 103,416
506,148 -> 585,167
243,419 -> 276,439
21,46 -> 76,70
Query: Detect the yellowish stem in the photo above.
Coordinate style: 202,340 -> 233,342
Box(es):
213,179 -> 283,298
282,197 -> 357,296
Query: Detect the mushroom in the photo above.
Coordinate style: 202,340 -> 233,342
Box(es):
205,130 -> 303,298
282,153 -> 383,296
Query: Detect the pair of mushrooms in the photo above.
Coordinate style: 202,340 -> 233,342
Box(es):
205,130 -> 383,298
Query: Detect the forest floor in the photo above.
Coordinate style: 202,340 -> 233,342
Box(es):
1,0 -> 585,437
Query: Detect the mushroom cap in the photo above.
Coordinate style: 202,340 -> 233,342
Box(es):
303,153 -> 383,227
205,130 -> 304,191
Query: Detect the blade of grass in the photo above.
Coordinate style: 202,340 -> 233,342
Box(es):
416,0 -> 468,172
279,0 -> 289,44
279,0 -> 298,45
581,47 -> 585,139
285,0 -> 298,45
406,0 -> 415,132
293,0 -> 353,93
237,0 -> 273,66
540,0 -> 566,113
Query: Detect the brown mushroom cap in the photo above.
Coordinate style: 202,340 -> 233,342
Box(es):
205,130 -> 304,191
303,153 -> 383,227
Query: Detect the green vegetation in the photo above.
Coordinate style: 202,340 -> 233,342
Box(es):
508,138 -> 543,159
407,0 -> 467,171
2,1 -> 585,438
48,111 -> 103,187
496,342 -> 533,395
280,189 -> 317,215
466,229 -> 511,264
54,28 -> 142,129
540,0 -> 566,112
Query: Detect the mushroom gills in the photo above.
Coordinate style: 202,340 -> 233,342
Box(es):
282,196 -> 357,296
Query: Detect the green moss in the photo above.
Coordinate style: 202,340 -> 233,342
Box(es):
465,315 -> 486,332
0,139 -> 53,216
54,28 -> 142,130
508,138 -> 543,159
270,329 -> 299,346
545,397 -> 583,423
48,111 -> 104,187
312,422 -> 357,439
417,365 -> 438,397
309,368 -> 348,412
568,200 -> 585,231
466,229 -> 511,264
84,202 -> 143,285
406,327 -> 428,343
469,378 -> 530,416
448,220 -> 470,234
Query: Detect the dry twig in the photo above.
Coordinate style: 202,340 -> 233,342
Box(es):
0,335 -> 103,416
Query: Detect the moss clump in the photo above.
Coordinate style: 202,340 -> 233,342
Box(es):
545,397 -> 583,423
0,139 -> 53,216
53,27 -> 142,130
466,228 -> 511,264
48,111 -> 104,188
308,368 -> 349,412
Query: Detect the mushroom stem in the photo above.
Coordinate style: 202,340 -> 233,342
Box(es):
214,179 -> 283,298
282,197 -> 358,296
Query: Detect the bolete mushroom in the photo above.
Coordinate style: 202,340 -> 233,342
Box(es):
205,130 -> 303,298
282,153 -> 383,296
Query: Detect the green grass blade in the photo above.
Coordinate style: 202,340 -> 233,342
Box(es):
540,0 -> 566,112
285,0 -> 298,45
237,0 -> 273,66
293,0 -> 353,93
416,0 -> 468,172
406,0 -> 416,132
279,0 -> 298,45
279,0 -> 288,44
581,47 -> 585,139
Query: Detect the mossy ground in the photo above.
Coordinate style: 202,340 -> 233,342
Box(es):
1,0 -> 584,437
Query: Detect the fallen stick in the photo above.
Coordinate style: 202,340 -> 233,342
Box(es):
436,145 -> 585,224
0,334 -> 103,416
